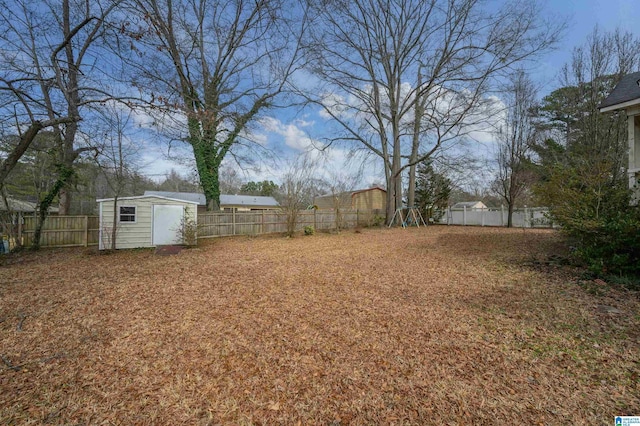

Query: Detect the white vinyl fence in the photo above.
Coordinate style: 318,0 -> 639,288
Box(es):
435,206 -> 556,228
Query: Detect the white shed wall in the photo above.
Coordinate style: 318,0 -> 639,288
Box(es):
99,197 -> 197,249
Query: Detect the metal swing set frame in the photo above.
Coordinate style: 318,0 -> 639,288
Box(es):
387,206 -> 427,228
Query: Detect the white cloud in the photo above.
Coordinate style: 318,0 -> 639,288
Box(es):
239,128 -> 268,146
259,116 -> 321,151
137,142 -> 194,182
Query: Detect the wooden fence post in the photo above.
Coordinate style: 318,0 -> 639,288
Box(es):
17,213 -> 23,248
463,206 -> 467,226
261,210 -> 265,235
83,215 -> 89,247
232,208 -> 236,235
314,209 -> 317,229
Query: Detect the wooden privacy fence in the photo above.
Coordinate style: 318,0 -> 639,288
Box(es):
8,209 -> 384,250
198,209 -> 384,238
20,215 -> 101,248
4,207 -> 554,250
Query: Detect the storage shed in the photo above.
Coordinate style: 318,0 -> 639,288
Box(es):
97,195 -> 198,250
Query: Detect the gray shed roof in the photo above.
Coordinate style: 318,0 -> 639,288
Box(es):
144,191 -> 279,207
599,71 -> 640,112
96,194 -> 199,204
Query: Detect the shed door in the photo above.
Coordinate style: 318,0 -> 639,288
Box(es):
152,205 -> 184,245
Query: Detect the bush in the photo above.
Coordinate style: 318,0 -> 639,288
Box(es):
537,164 -> 640,281
369,214 -> 385,227
174,211 -> 198,246
303,225 -> 315,236
570,208 -> 640,277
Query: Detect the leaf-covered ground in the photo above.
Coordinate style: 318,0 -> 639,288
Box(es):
1,226 -> 638,425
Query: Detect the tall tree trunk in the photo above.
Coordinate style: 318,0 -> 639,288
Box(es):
32,165 -> 74,250
507,202 -> 514,228
192,137 -> 222,210
407,163 -> 416,208
407,71 -> 424,208
392,146 -> 403,221
385,176 -> 395,224
58,187 -> 72,215
56,0 -> 81,215
395,171 -> 403,215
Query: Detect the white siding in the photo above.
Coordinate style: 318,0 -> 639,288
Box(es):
98,197 -> 197,249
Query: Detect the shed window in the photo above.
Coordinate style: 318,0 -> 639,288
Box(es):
119,206 -> 136,223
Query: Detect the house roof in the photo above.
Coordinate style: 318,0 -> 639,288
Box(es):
599,71 -> 640,112
96,194 -> 199,204
143,191 -> 279,207
316,186 -> 386,199
351,186 -> 386,196
451,201 -> 486,209
0,197 -> 59,213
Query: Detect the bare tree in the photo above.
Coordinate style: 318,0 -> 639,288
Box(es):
492,71 -> 538,227
0,131 -> 57,205
279,155 -> 315,237
0,0 -> 133,250
533,27 -> 640,224
219,166 -> 243,195
94,104 -> 140,250
124,0 -> 308,210
304,0 -> 563,224
324,170 -> 358,231
559,27 -> 639,184
0,0 -> 122,217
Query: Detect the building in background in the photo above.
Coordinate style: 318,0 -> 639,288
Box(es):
599,71 -> 640,204
144,191 -> 279,213
313,187 -> 387,211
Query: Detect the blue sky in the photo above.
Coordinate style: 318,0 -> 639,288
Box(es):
537,0 -> 637,91
140,0 -> 639,188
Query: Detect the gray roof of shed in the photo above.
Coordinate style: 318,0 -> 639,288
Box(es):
96,194 -> 199,204
599,71 -> 640,111
144,191 -> 279,207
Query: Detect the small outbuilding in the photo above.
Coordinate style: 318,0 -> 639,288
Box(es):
451,201 -> 488,210
313,186 -> 387,211
599,71 -> 640,203
97,195 -> 198,250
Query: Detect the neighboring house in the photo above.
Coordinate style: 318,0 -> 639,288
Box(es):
451,201 -> 488,210
144,191 -> 279,213
313,187 -> 387,211
599,71 -> 640,203
0,196 -> 59,214
97,195 -> 198,249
